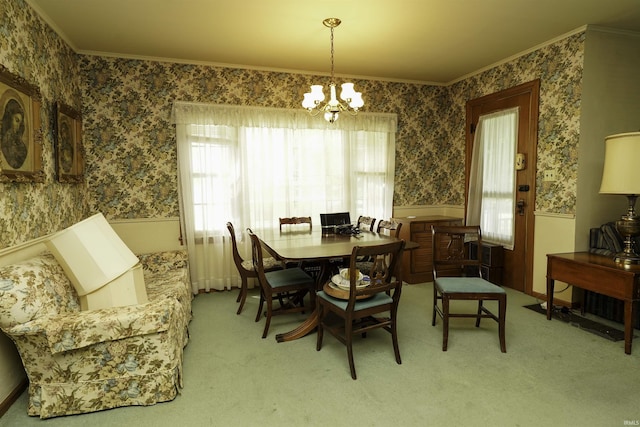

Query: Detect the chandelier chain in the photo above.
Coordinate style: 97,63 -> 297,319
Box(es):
330,26 -> 335,84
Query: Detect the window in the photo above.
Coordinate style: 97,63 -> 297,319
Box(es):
466,108 -> 518,249
185,125 -> 393,234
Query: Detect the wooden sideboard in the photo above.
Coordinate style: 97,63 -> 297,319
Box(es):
392,215 -> 463,284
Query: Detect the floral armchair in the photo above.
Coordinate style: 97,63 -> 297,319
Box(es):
0,250 -> 192,419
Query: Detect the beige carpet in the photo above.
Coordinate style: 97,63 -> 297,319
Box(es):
2,283 -> 640,426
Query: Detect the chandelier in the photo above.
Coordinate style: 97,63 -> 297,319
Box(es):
302,18 -> 364,123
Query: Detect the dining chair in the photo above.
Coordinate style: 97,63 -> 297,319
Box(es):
226,222 -> 283,315
354,219 -> 402,275
356,215 -> 376,232
431,225 -> 507,352
377,219 -> 402,237
279,216 -> 312,231
316,240 -> 406,379
247,229 -> 316,338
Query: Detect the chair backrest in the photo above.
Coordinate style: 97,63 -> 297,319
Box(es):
247,229 -> 269,288
279,216 -> 312,231
377,219 -> 402,237
227,222 -> 247,270
431,225 -> 483,279
357,216 -> 376,232
320,212 -> 351,233
345,240 -> 405,307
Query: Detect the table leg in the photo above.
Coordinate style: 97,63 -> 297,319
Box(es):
624,300 -> 635,355
546,276 -> 554,320
275,307 -> 319,342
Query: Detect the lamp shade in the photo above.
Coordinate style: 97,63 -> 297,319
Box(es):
599,132 -> 640,195
45,213 -> 139,295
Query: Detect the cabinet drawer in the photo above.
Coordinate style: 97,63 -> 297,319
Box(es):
411,222 -> 426,232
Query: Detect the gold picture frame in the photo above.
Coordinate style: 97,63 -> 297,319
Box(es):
54,102 -> 84,183
0,64 -> 43,182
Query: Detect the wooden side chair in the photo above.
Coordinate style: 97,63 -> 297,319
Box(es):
316,240 -> 406,379
279,216 -> 312,231
356,215 -> 376,232
431,225 -> 507,352
377,219 -> 402,237
247,229 -> 316,338
226,222 -> 283,315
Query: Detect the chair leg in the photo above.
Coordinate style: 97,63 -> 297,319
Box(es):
255,293 -> 264,322
498,296 -> 507,353
442,295 -> 450,351
431,285 -> 438,326
236,276 -> 248,315
391,313 -> 402,365
345,320 -> 357,380
316,304 -> 324,351
475,300 -> 483,327
261,297 -> 272,339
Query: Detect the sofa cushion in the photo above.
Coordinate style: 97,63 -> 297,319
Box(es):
0,253 -> 79,329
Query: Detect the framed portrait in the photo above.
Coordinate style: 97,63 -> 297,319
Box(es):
0,64 -> 43,182
54,102 -> 83,183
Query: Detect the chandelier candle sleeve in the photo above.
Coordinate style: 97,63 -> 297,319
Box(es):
302,18 -> 363,123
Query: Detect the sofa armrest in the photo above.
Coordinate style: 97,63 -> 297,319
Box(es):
6,297 -> 180,354
137,250 -> 188,274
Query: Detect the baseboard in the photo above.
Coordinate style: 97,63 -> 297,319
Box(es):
0,379 -> 27,418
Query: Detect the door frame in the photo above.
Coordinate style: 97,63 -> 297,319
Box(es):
465,79 -> 540,295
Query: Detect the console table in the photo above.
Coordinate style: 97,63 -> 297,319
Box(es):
546,252 -> 640,354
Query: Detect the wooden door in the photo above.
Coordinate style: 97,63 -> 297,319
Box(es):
465,80 -> 539,294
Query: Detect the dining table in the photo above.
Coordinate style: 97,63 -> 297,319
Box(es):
253,227 -> 417,342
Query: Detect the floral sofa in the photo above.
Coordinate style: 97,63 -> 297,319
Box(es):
0,249 -> 192,419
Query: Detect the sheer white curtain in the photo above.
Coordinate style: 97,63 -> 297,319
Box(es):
172,102 -> 397,293
466,107 -> 519,250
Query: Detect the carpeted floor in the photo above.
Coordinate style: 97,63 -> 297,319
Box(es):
524,303 -> 626,341
3,284 -> 640,426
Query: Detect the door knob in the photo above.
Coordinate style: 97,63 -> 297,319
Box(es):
517,199 -> 525,215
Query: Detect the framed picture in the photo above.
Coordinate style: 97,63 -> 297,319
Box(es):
0,64 -> 43,182
54,102 -> 83,183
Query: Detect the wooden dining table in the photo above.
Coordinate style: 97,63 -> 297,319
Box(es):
253,228 -> 417,342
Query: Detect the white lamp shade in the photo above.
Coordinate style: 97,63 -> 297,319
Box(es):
302,85 -> 325,109
46,213 -> 140,295
340,82 -> 355,100
349,92 -> 364,109
599,132 -> 640,195
302,93 -> 316,109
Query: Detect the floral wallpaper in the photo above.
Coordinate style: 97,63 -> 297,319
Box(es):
449,34 -> 584,214
1,0 -> 584,249
0,0 -> 88,250
80,31 -> 583,219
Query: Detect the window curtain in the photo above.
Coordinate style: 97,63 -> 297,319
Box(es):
466,107 -> 518,250
171,102 -> 397,293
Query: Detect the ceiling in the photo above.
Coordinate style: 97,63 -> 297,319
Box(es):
26,0 -> 640,84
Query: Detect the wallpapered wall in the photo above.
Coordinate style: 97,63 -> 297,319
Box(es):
0,0 -> 88,249
80,31 -> 582,220
0,0 -> 583,249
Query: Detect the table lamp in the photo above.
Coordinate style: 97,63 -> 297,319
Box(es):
46,212 -> 148,310
599,131 -> 640,266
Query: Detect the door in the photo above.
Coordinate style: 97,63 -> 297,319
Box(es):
465,80 -> 539,294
